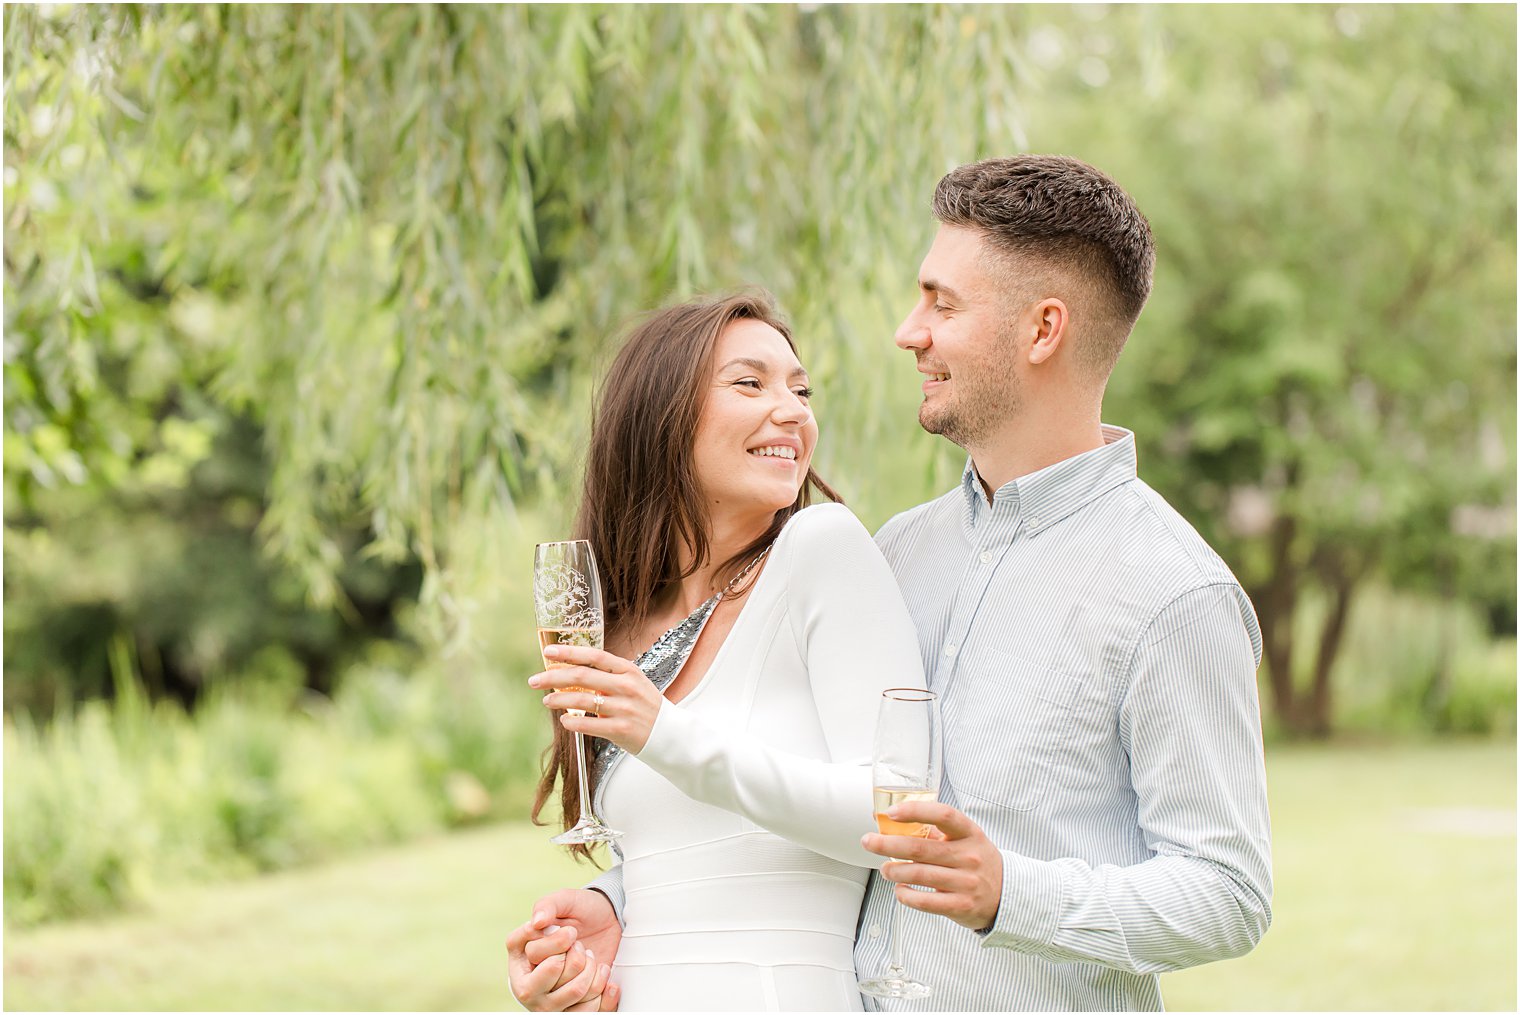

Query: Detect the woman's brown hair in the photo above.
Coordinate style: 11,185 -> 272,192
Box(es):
532,290 -> 841,858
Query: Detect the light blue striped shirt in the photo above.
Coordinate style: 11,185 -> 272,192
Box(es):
856,424 -> 1273,1012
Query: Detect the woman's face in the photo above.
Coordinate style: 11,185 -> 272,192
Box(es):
692,317 -> 819,519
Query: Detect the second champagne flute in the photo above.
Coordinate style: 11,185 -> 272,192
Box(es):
859,687 -> 942,1000
534,539 -> 622,845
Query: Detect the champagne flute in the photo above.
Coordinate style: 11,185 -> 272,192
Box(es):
859,687 -> 942,1000
534,539 -> 622,845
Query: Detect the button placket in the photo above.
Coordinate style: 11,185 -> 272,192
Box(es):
944,541 -> 996,667
939,507 -> 1014,687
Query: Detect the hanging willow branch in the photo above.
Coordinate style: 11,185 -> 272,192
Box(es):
4,3 -> 1039,602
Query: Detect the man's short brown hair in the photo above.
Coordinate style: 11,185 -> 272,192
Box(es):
932,155 -> 1155,376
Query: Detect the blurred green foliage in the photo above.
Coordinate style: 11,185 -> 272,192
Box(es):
4,503 -> 569,927
2,4 -> 1515,925
5,3 -> 1034,600
4,409 -> 425,714
6,3 -> 1513,723
1017,4 -> 1517,733
5,640 -> 551,929
1326,587 -> 1517,738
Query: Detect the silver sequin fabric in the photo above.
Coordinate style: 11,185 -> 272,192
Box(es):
589,593 -> 719,857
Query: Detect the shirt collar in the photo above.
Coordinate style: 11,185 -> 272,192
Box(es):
959,424 -> 1138,535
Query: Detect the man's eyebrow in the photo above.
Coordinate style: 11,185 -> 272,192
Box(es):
719,357 -> 809,379
920,278 -> 964,303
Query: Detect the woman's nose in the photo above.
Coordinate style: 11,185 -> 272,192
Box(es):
771,389 -> 811,425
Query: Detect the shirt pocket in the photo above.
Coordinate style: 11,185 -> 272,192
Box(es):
942,645 -> 1082,813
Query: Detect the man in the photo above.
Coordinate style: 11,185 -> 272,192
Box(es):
507,155 -> 1272,1011
852,154 -> 1272,1010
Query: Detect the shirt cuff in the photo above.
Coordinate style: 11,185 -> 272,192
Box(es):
585,875 -> 625,928
634,697 -> 687,763
978,849 -> 1063,950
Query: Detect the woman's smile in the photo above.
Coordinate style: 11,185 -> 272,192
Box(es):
747,439 -> 802,466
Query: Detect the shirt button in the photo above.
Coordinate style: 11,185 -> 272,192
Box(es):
868,924 -> 882,938
979,550 -> 994,564
943,643 -> 958,657
1027,517 -> 1040,529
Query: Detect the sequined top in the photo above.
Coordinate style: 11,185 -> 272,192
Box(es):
589,593 -> 719,829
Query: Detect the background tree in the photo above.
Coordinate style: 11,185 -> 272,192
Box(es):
5,5 -> 1514,735
1015,4 -> 1516,734
5,1 -> 1515,932
4,4 -> 1031,705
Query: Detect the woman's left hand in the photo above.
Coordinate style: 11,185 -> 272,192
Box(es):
529,646 -> 663,754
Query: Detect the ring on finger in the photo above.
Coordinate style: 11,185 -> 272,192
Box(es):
592,693 -> 606,716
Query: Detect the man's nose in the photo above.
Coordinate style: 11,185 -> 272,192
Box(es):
895,306 -> 929,350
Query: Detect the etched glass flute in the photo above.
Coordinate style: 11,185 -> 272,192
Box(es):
534,539 -> 622,845
859,687 -> 942,1000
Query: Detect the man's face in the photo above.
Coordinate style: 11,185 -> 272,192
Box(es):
894,225 -> 1023,449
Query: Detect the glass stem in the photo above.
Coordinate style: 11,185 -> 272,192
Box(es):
573,730 -> 595,826
887,888 -> 907,978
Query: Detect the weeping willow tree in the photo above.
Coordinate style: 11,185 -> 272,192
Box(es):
5,5 -> 1036,669
8,5 -> 1514,728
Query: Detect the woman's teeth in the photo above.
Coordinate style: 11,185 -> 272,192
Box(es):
749,446 -> 797,459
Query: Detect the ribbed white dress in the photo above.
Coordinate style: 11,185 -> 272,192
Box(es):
597,503 -> 925,1012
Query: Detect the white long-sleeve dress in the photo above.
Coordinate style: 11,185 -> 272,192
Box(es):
592,503 -> 925,1011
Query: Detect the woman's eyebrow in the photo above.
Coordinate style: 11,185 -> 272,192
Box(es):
719,357 -> 809,380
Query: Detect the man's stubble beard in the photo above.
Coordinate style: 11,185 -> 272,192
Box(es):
917,323 -> 1022,450
918,381 -> 1019,450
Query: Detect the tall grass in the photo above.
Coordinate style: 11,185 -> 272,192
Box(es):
3,662 -> 552,928
4,511 -> 558,928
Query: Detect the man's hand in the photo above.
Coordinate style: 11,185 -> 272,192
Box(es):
507,889 -> 623,1011
860,800 -> 1004,932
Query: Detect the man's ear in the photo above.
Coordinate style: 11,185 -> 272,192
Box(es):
1027,298 -> 1069,365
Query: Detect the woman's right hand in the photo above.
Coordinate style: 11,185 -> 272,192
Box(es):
507,889 -> 622,1011
531,645 -> 665,755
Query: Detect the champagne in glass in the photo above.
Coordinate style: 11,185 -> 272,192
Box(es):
534,540 -> 622,845
873,786 -> 937,839
860,687 -> 942,1001
537,626 -> 603,714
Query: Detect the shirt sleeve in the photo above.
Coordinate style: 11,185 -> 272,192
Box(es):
979,582 -> 1274,973
633,504 -> 926,869
585,865 -> 625,928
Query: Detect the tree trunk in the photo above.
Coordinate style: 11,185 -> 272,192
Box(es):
1426,561 -> 1456,719
1305,571 -> 1359,737
1255,509 -> 1303,732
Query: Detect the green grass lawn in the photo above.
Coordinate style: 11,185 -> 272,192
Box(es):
1161,738 -> 1516,1011
5,739 -> 1514,1011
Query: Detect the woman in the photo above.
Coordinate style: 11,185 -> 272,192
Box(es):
507,291 -> 924,1012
